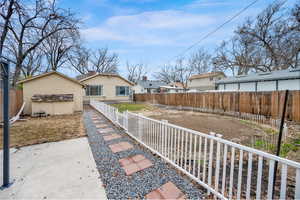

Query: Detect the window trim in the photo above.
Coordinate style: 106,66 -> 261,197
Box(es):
116,86 -> 130,96
85,85 -> 103,96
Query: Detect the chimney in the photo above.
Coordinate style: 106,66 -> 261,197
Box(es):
142,76 -> 147,81
87,71 -> 97,76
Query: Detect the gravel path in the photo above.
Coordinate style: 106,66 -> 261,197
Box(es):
84,107 -> 204,199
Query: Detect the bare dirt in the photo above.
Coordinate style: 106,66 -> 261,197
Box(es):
138,106 -> 269,145
0,113 -> 85,149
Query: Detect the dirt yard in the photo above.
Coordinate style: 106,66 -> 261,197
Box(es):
0,113 -> 85,149
138,107 -> 266,143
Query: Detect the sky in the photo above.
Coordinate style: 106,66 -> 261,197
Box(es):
58,0 -> 298,78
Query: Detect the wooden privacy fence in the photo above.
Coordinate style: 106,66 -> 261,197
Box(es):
0,89 -> 23,121
134,91 -> 300,122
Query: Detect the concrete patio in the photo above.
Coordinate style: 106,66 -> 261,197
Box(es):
0,137 -> 107,199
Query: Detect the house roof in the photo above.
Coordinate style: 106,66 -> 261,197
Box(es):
168,82 -> 186,89
79,73 -> 134,86
160,85 -> 186,90
136,80 -> 167,89
216,68 -> 300,84
17,71 -> 85,87
189,72 -> 225,80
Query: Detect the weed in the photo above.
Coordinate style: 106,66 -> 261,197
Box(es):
280,143 -> 298,157
239,120 -> 257,128
254,139 -> 276,152
263,128 -> 278,135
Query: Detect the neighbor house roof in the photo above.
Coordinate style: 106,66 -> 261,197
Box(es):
189,72 -> 225,80
79,73 -> 134,86
17,71 -> 85,87
216,68 -> 300,84
136,80 -> 167,89
168,82 -> 186,89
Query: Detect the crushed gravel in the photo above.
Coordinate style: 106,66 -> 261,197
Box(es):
84,107 -> 204,199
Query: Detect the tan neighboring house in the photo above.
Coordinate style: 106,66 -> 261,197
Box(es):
187,72 -> 226,91
160,81 -> 186,93
79,73 -> 134,102
17,71 -> 85,116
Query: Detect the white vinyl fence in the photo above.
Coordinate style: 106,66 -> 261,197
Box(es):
90,100 -> 300,200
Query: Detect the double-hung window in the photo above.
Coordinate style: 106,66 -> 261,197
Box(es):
86,85 -> 103,96
116,86 -> 129,96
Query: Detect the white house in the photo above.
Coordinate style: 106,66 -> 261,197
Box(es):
187,72 -> 226,91
133,77 -> 167,94
216,68 -> 300,91
160,82 -> 186,93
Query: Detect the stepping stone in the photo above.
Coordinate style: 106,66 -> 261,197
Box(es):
96,124 -> 109,129
98,128 -> 114,134
109,142 -> 133,153
94,120 -> 105,124
146,182 -> 186,199
119,155 -> 153,176
103,134 -> 122,141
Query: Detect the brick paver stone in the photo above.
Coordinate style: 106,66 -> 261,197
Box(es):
93,119 -> 105,123
96,124 -> 109,129
98,128 -> 114,134
103,134 -> 122,141
146,182 -> 186,199
109,142 -> 134,153
118,155 -> 153,175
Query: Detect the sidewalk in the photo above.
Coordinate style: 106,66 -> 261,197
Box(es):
0,137 -> 107,199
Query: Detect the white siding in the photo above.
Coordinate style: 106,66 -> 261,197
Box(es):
239,82 -> 256,91
133,84 -> 145,94
225,83 -> 239,91
257,81 -> 276,91
278,79 -> 300,90
218,84 -> 225,90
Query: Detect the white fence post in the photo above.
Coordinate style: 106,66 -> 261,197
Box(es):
162,120 -> 168,156
123,111 -> 127,130
138,113 -> 143,140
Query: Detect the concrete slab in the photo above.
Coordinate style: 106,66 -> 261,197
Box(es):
0,137 -> 107,199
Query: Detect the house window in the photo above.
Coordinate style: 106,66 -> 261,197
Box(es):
209,77 -> 213,81
86,85 -> 103,96
116,86 -> 129,96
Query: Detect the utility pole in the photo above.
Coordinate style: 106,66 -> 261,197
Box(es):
1,61 -> 11,188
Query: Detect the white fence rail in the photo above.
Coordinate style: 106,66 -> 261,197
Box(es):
90,100 -> 300,200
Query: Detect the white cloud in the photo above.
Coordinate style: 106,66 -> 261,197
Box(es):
185,0 -> 234,9
81,10 -> 216,46
120,0 -> 158,3
106,10 -> 214,29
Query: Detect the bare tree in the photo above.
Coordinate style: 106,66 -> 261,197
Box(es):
0,0 -> 17,58
188,49 -> 211,74
6,0 -> 79,86
42,27 -> 79,71
21,47 -> 45,77
154,64 -> 177,83
212,35 -> 259,76
213,1 -> 300,75
89,48 -> 118,74
154,58 -> 194,85
126,61 -> 147,83
67,43 -> 90,75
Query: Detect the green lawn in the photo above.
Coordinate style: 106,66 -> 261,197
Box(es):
111,103 -> 151,113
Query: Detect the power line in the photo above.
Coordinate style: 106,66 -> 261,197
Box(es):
170,0 -> 260,61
